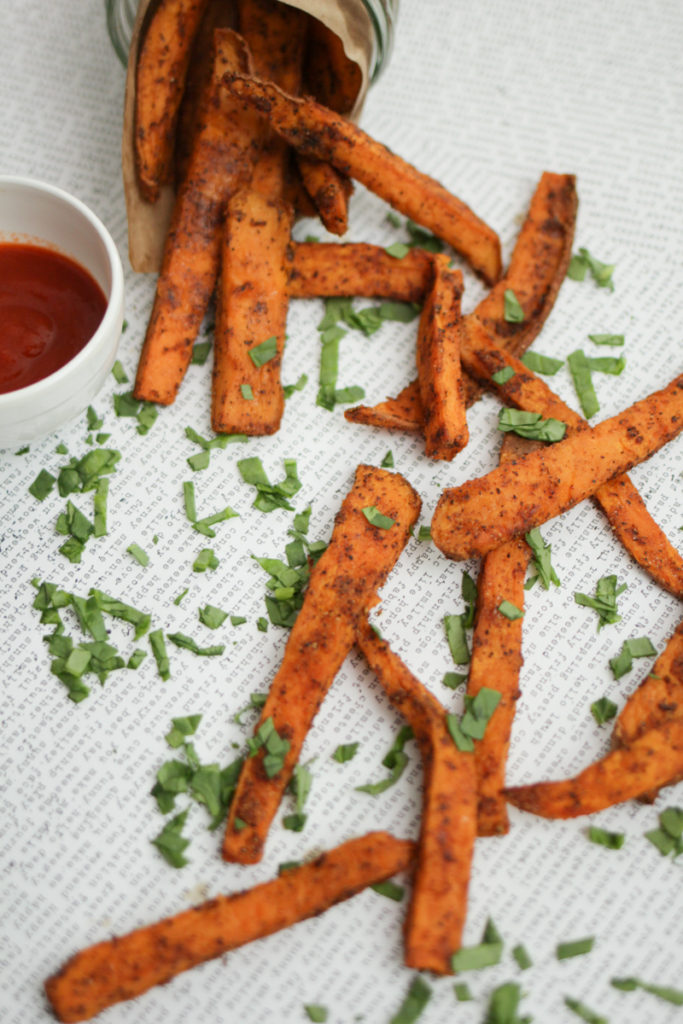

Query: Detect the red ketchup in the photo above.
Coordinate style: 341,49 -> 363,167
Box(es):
0,243 -> 107,394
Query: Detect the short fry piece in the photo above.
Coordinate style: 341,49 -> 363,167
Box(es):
134,0 -> 210,202
431,373 -> 683,561
212,189 -> 293,434
288,242 -> 432,302
297,154 -> 353,235
468,434 -> 536,836
417,257 -> 468,460
133,29 -> 260,405
345,380 -> 424,433
504,718 -> 683,818
221,72 -> 502,284
45,831 -> 414,1023
356,619 -> 477,974
615,619 -> 683,745
222,465 -> 421,862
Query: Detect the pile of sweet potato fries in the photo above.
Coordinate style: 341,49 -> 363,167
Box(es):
44,0 -> 683,1019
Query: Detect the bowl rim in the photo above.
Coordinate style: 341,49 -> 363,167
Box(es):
0,175 -> 125,410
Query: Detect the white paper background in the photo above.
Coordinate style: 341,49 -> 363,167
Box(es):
1,2 -> 682,1022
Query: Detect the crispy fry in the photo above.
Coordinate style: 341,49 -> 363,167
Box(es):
297,154 -> 353,235
287,242 -> 432,301
417,256 -> 468,460
615,619 -> 683,745
356,619 -> 477,974
345,380 -> 425,433
431,373 -> 683,562
468,434 -> 537,836
45,831 -> 414,1023
221,72 -> 502,284
222,465 -> 421,863
504,718 -> 683,818
212,188 -> 293,434
133,29 -> 260,405
134,0 -> 210,203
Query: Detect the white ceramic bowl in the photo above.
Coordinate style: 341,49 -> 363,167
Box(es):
0,176 -> 124,446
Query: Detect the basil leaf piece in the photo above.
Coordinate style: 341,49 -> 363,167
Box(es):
111,359 -> 128,383
165,715 -> 202,748
389,975 -> 432,1024
556,936 -> 595,960
167,632 -> 225,656
193,547 -> 219,572
485,981 -> 524,1024
379,300 -> 421,323
610,976 -> 683,1006
588,332 -> 624,346
198,604 -> 228,629
446,713 -> 474,753
512,943 -> 533,969
563,996 -> 607,1024
451,918 -> 503,971
127,542 -> 149,567
568,247 -> 615,290
568,349 -> 599,418
498,600 -> 523,621
240,383 -> 254,400
29,468 -> 56,501
444,613 -> 469,664
283,373 -> 307,398
587,825 -> 625,849
443,672 -> 467,690
521,351 -> 564,375
151,809 -> 190,868
588,354 -> 625,375
525,527 -> 560,590
332,742 -> 359,763
574,574 -> 627,629
590,696 -> 618,726
248,335 -> 278,367
386,242 -> 411,259
453,982 -> 472,1002
149,630 -> 170,680
503,289 -> 524,323
356,728 -> 412,795
492,366 -> 515,384
498,407 -> 566,442
371,879 -> 404,901
191,339 -> 211,365
362,505 -> 395,529
304,1006 -> 328,1022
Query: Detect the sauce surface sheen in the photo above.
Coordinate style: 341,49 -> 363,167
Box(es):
0,243 -> 107,394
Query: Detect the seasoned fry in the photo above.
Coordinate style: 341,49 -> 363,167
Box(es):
467,434 -> 537,836
416,256 -> 468,460
221,72 -> 502,284
134,0 -> 210,202
431,373 -> 683,561
45,831 -> 415,1023
345,380 -> 425,433
287,242 -> 432,301
356,618 -> 477,974
212,188 -> 293,434
615,619 -> 683,745
297,154 -> 353,235
222,465 -> 421,863
133,29 -> 260,405
504,718 -> 683,818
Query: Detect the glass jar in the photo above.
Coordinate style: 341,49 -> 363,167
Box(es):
104,0 -> 397,83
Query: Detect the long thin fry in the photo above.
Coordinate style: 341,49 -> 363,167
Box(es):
356,619 -> 477,974
431,373 -> 683,561
504,718 -> 683,818
416,256 -> 468,460
221,72 -> 502,284
467,434 -> 536,836
134,0 -> 210,202
133,29 -> 260,405
212,188 -> 292,434
222,465 -> 421,863
45,832 -> 415,1023
297,154 -> 353,235
615,619 -> 683,745
287,242 -> 432,301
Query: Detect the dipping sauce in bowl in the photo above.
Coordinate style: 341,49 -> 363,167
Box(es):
0,243 -> 108,394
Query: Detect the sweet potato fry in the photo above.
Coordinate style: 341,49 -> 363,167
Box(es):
287,242 -> 432,301
345,380 -> 425,433
133,29 -> 260,405
504,718 -> 683,818
297,154 -> 353,235
45,831 -> 415,1023
615,619 -> 683,746
467,434 -> 537,836
134,0 -> 210,203
221,72 -> 502,284
212,188 -> 293,434
222,465 -> 421,863
356,618 -> 477,974
431,373 -> 683,562
416,256 -> 468,460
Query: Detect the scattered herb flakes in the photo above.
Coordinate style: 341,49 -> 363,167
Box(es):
249,335 -> 278,367
278,860 -> 301,874
588,332 -> 624,347
443,671 -> 467,689
151,809 -> 191,868
198,604 -> 228,629
567,247 -> 615,290
257,616 -> 268,632
460,688 -> 502,741
304,1005 -> 328,1023
29,468 -> 56,501
380,450 -> 395,468
574,574 -> 627,629
93,478 -> 108,537
451,918 -> 503,972
183,481 -> 197,522
389,974 -> 432,1024
332,742 -> 359,763
609,635 -> 657,678
14,445 -> 30,455
587,825 -> 625,849
444,613 -> 469,665
283,373 -> 307,398
282,812 -> 307,831
492,366 -> 515,385
240,383 -> 254,400
127,542 -> 149,566
503,289 -> 524,323
356,726 -> 412,796
371,879 -> 404,901
611,976 -> 683,1006
233,817 -> 247,831
386,241 -> 411,259
193,547 -> 219,572
247,717 -> 291,778
556,936 -> 595,960
111,359 -> 128,384
230,615 -> 247,627
149,629 -> 170,680
461,571 -> 477,628
192,505 -> 239,538
127,648 -> 147,669
446,713 -> 474,753
417,525 -> 432,542
512,943 -> 533,970
187,450 -> 210,472
589,354 -> 625,375
362,505 -> 395,529
590,696 -> 618,726
378,300 -> 421,322
524,527 -> 560,590
563,996 -> 607,1024
453,982 -> 473,1002
173,588 -> 189,606
567,349 -> 600,418
238,456 -> 302,513
233,692 -> 267,725
386,210 -> 402,228
521,351 -> 564,375
484,981 -> 527,1024
498,407 -> 566,442
191,339 -> 211,365
167,632 -> 225,657
498,600 -> 523,621
644,805 -> 683,858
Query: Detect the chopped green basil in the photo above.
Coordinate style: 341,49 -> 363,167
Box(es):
521,351 -> 564,375
451,918 -> 503,971
126,542 -> 149,566
151,809 -> 190,868
442,672 -> 467,689
190,339 -> 211,365
498,407 -> 566,442
198,604 -> 228,629
444,613 -> 469,664
193,548 -> 219,572
149,629 -> 170,680
588,333 -> 624,346
556,936 -> 595,960
283,373 -> 307,398
386,241 -> 411,259
381,450 -> 395,468
503,289 -> 524,323
362,505 -> 395,529
512,943 -> 533,970
356,726 -> 412,795
167,632 -> 225,656
304,1006 -> 328,1023
575,574 -> 627,629
240,383 -> 254,401
568,349 -> 599,418
525,527 -> 560,590
568,247 -> 615,290
249,335 -> 278,367
587,825 -> 625,849
610,976 -> 683,1006
590,696 -> 618,726
498,600 -> 523,621
332,742 -> 359,763
492,366 -> 516,385
563,996 -> 607,1024
453,982 -> 472,1002
29,469 -> 56,501
389,975 -> 432,1024
485,981 -> 525,1024
371,879 -> 404,901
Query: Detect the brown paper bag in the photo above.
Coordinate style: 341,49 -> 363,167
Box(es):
122,0 -> 375,272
